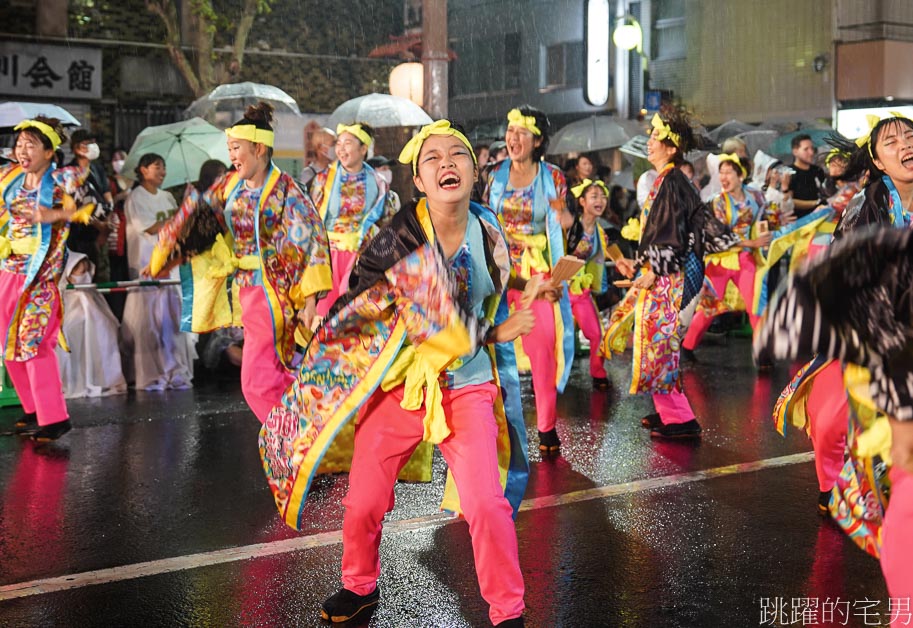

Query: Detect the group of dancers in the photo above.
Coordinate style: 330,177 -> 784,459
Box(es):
2,102 -> 911,625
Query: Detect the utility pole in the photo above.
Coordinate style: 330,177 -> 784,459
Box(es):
422,0 -> 448,119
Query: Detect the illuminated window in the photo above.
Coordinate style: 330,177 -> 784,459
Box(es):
652,0 -> 686,60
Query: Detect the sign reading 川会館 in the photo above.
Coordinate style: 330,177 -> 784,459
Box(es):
0,42 -> 102,100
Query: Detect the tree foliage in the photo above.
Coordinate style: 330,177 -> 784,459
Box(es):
144,0 -> 272,97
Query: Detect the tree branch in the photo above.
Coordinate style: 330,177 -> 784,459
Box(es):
146,0 -> 202,97
229,0 -> 264,79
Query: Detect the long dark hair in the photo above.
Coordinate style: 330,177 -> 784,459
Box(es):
828,117 -> 913,185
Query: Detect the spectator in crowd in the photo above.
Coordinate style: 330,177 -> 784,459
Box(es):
785,133 -> 826,218
300,126 -> 336,189
121,152 -> 196,391
366,155 -> 402,217
67,129 -> 115,282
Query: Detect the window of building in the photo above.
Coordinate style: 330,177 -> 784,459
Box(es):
541,41 -> 583,91
652,0 -> 686,60
452,32 -> 522,96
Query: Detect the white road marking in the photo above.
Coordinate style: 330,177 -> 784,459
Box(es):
0,451 -> 814,601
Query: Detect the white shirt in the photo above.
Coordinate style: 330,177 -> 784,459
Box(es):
125,186 -> 177,279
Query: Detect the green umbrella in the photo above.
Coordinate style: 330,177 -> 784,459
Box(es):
121,117 -> 230,190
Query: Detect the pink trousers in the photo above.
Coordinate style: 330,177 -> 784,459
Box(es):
0,271 -> 68,426
238,287 -> 294,422
569,290 -> 607,379
316,248 -> 357,318
807,361 -> 849,492
653,388 -> 695,425
341,382 -> 525,624
683,251 -> 759,350
882,465 -> 913,599
508,288 -> 558,432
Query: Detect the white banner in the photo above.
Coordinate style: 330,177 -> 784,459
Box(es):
0,42 -> 102,100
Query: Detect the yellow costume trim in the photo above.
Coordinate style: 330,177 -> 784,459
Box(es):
335,123 -> 373,148
507,108 -> 541,136
149,244 -> 170,277
628,287 -> 650,394
844,364 -> 893,464
718,153 -> 747,178
69,202 -> 95,225
509,232 -> 549,278
621,217 -> 641,242
293,264 -> 333,309
204,233 -> 260,279
705,249 -> 741,270
568,271 -> 594,295
14,120 -> 62,150
570,178 -> 609,199
398,119 -> 477,175
226,124 -> 275,148
327,231 -> 363,252
650,113 -> 680,148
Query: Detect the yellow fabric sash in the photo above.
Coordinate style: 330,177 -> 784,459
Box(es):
844,364 -> 893,464
509,232 -> 549,277
621,217 -> 641,242
328,231 -> 363,252
381,345 -> 451,444
0,236 -> 38,259
568,271 -> 594,295
204,233 -> 260,279
705,249 -> 740,270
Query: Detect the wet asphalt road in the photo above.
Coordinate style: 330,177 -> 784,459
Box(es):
0,333 -> 892,627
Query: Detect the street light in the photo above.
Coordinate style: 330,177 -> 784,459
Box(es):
585,0 -> 610,107
612,15 -> 643,55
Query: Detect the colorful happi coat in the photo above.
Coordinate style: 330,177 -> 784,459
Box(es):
600,164 -> 739,394
764,178 -> 913,558
259,200 -> 529,531
694,186 -> 770,317
566,220 -> 610,296
153,164 -> 332,368
310,161 -> 392,252
0,163 -> 87,360
484,158 -> 575,391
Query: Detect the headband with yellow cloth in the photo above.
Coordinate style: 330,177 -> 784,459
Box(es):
14,120 -> 63,151
571,178 -> 609,199
226,124 -> 275,147
718,153 -> 747,178
398,120 -> 477,175
650,113 -> 681,148
855,111 -> 912,160
336,123 -> 373,147
825,148 -> 850,166
506,109 -> 541,136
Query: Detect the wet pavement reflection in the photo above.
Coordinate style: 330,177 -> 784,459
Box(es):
0,335 -> 890,627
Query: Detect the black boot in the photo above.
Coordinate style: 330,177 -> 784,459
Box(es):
30,419 -> 72,442
14,412 -> 38,434
495,617 -> 525,627
650,419 -> 702,439
537,429 -> 561,453
640,413 -> 662,429
320,587 -> 380,623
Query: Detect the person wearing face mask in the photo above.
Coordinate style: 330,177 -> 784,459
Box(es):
260,120 -> 531,627
67,129 -> 115,283
566,179 -> 611,390
0,117 -> 89,441
310,123 -> 394,317
55,251 -> 127,398
148,102 -> 332,421
366,155 -> 401,219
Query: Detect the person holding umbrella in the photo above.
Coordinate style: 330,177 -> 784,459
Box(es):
149,102 -> 331,421
309,122 -> 392,317
483,106 -> 575,453
0,117 -> 88,441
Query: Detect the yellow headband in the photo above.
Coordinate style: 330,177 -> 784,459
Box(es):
718,153 -> 747,178
825,148 -> 850,166
650,113 -> 681,148
336,123 -> 373,147
226,124 -> 275,148
14,120 -> 62,151
506,109 -> 541,136
571,178 -> 609,199
856,111 -> 911,160
398,119 -> 477,175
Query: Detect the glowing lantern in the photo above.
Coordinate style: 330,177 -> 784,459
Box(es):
389,63 -> 424,108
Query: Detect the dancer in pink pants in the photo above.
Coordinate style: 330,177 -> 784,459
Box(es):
567,178 -> 611,388
683,155 -> 772,357
484,106 -> 575,453
0,117 -> 88,441
150,102 -> 332,422
314,122 -> 533,626
310,123 -> 392,317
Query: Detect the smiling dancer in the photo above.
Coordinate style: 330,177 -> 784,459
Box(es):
310,122 -> 392,316
484,106 -> 575,453
0,117 -> 88,441
149,102 -> 331,421
259,120 -> 531,626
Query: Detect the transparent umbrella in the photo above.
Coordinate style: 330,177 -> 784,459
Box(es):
547,116 -> 634,155
121,118 -> 230,190
0,102 -> 81,129
707,119 -> 757,143
327,93 -> 432,129
185,82 -> 301,119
